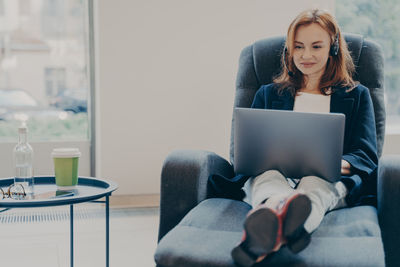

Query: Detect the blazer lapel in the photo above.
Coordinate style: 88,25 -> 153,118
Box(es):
330,89 -> 355,144
270,91 -> 294,110
330,89 -> 354,117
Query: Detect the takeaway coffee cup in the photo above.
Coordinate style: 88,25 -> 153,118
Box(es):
51,148 -> 81,188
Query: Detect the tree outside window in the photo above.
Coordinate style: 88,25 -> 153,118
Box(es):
336,0 -> 400,133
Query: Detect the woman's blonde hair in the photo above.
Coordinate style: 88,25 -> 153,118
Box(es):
274,9 -> 356,95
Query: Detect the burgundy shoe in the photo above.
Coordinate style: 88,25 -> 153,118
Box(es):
231,194 -> 312,266
231,205 -> 283,267
279,193 -> 312,253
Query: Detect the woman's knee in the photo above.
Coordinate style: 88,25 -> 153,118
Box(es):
253,170 -> 285,185
299,175 -> 331,188
260,169 -> 284,178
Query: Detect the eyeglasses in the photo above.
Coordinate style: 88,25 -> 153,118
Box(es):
0,184 -> 26,200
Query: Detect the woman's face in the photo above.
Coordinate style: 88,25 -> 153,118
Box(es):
292,23 -> 331,80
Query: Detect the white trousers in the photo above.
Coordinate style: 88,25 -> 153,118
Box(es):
250,170 -> 347,233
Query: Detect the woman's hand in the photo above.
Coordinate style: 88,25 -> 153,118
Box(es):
341,159 -> 352,175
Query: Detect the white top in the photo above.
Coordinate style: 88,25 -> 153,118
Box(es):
293,92 -> 331,113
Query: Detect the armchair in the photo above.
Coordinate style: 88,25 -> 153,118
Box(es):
155,34 -> 398,267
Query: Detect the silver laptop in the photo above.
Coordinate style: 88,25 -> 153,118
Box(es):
234,108 -> 345,182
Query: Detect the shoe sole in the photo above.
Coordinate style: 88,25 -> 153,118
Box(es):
282,194 -> 312,253
231,208 -> 279,266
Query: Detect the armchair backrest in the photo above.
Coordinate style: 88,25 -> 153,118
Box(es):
230,33 -> 385,164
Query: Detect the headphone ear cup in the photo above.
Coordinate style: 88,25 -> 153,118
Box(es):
330,36 -> 339,56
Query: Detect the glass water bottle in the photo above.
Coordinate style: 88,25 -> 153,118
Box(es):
13,126 -> 34,195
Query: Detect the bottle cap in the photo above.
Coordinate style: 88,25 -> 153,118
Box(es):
18,122 -> 28,133
51,148 -> 81,158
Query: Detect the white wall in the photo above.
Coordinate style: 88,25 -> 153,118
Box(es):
95,1 -> 335,195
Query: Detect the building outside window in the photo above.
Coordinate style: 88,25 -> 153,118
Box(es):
45,67 -> 66,99
19,0 -> 31,16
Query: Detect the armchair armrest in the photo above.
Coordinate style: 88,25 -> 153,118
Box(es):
377,154 -> 400,267
157,149 -> 234,241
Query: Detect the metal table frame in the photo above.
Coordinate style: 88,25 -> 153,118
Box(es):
0,176 -> 118,267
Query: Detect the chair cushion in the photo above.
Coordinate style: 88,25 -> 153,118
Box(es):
154,198 -> 385,267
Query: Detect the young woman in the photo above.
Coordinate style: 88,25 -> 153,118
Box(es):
231,9 -> 378,267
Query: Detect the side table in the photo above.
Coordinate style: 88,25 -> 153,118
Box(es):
0,176 -> 118,267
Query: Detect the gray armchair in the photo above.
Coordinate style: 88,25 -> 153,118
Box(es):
154,34 -> 399,267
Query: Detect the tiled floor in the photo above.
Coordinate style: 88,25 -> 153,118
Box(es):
0,204 -> 159,267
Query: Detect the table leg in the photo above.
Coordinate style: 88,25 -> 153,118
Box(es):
106,195 -> 110,267
70,204 -> 74,267
106,195 -> 109,267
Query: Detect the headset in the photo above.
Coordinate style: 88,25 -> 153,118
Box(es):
330,33 -> 340,56
283,33 -> 339,77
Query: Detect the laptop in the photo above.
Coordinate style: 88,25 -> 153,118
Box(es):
234,108 -> 345,182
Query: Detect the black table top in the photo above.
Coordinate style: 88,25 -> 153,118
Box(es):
0,176 -> 118,208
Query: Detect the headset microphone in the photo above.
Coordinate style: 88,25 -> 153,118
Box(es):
283,47 -> 294,77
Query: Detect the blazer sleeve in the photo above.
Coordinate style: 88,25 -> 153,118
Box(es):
341,87 -> 378,199
342,87 -> 378,176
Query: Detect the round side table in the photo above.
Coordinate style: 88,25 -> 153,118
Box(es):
0,176 -> 118,267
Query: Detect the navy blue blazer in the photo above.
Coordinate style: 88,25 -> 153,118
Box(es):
251,83 -> 378,205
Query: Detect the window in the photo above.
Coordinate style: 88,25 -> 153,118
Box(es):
336,0 -> 400,133
0,0 -> 90,142
0,0 -> 92,179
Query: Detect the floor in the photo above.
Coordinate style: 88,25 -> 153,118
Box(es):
0,203 -> 159,267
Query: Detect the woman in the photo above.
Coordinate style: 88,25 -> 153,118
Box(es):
231,9 -> 378,267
